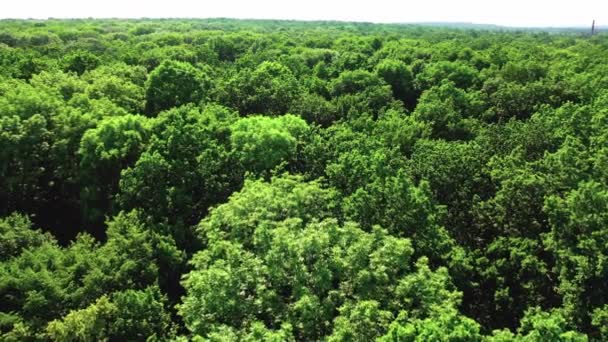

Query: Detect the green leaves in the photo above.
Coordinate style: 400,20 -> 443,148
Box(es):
2,18 -> 608,342
198,174 -> 339,248
78,114 -> 150,230
144,60 -> 211,115
182,175 -> 419,340
375,59 -> 415,107
0,210 -> 178,339
329,300 -> 393,342
544,181 -> 608,327
46,295 -> 117,342
381,307 -> 483,342
62,51 -> 100,76
0,213 -> 51,261
220,61 -> 300,115
488,308 -> 588,341
118,104 -> 240,248
46,287 -> 172,341
230,114 -> 309,174
414,60 -> 479,91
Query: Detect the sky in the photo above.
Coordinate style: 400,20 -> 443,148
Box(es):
1,0 -> 607,28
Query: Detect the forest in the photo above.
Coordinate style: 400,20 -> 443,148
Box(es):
0,18 -> 607,341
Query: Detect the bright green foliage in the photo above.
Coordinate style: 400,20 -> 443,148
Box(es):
145,60 -> 211,115
544,182 -> 608,328
591,305 -> 608,340
0,78 -> 63,119
374,109 -> 431,156
381,307 -> 483,342
46,295 -> 117,342
118,104 -> 240,249
197,174 -> 339,248
29,70 -> 87,101
395,257 -> 462,317
415,60 -> 479,91
221,61 -> 300,115
183,218 -> 414,339
79,114 -> 150,231
78,115 -> 149,181
412,81 -> 483,139
328,301 -> 394,342
0,45 -> 51,79
0,213 -> 51,261
2,18 -> 608,341
375,59 -> 415,107
181,175 -> 420,340
84,73 -> 145,113
46,287 -> 172,341
379,257 -> 483,341
230,114 -> 310,173
487,308 -> 588,341
201,322 -> 295,342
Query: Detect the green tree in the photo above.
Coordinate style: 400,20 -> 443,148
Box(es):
230,114 -> 310,174
0,213 -> 51,261
220,61 -> 300,115
488,308 -> 588,342
118,104 -> 239,250
328,301 -> 393,342
78,114 -> 150,233
181,174 -> 421,340
414,61 -> 479,91
63,51 -> 100,75
144,60 -> 211,115
375,59 -> 416,108
544,181 -> 608,331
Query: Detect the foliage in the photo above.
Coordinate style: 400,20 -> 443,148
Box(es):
1,18 -> 607,341
230,114 -> 310,174
145,60 -> 211,115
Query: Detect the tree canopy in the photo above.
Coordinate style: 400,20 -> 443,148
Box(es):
0,18 -> 607,341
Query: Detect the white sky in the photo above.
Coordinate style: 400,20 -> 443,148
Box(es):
2,0 -> 607,27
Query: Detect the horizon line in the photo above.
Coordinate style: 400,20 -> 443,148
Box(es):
0,17 -> 601,29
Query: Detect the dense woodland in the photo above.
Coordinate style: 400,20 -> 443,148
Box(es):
0,18 -> 607,341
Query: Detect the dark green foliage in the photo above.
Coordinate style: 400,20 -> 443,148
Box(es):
375,58 -> 416,108
220,61 -> 300,115
144,60 -> 211,115
78,114 -> 151,234
117,104 -> 240,251
63,51 -> 100,75
415,60 -> 480,91
0,210 -> 180,339
1,18 -> 607,341
544,181 -> 608,329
